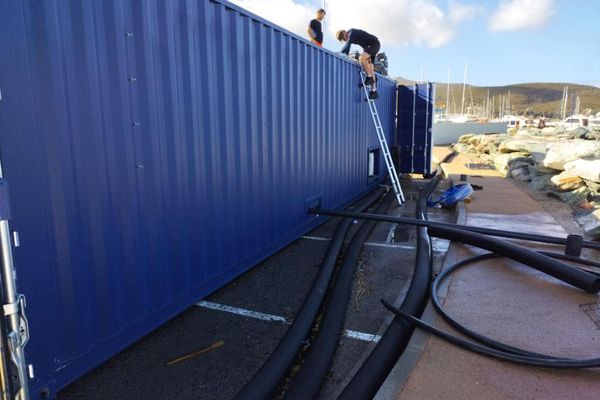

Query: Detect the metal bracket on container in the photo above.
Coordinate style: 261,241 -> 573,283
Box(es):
18,295 -> 29,347
2,295 -> 29,348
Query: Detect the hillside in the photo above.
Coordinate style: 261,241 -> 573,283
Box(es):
395,78 -> 600,117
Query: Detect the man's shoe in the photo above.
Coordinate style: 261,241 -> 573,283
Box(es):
368,91 -> 379,100
364,76 -> 374,86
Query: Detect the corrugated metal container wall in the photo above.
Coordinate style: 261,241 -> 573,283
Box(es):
397,83 -> 435,175
0,0 -> 397,396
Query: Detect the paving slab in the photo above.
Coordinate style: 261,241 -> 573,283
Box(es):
439,152 -> 504,178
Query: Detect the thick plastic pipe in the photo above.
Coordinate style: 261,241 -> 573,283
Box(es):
284,192 -> 395,400
308,209 -> 600,251
233,188 -> 385,400
428,225 -> 600,293
338,175 -> 440,400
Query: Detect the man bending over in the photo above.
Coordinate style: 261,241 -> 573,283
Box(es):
336,28 -> 381,100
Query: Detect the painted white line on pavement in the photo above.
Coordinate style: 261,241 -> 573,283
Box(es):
344,330 -> 382,343
364,242 -> 415,250
301,235 -> 331,242
301,235 -> 414,250
196,300 -> 287,323
195,301 -> 380,343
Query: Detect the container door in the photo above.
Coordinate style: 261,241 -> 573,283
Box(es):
396,83 -> 435,175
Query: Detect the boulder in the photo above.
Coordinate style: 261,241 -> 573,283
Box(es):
508,156 -> 534,170
585,180 -> 600,192
585,129 -> 600,140
529,174 -> 551,191
526,128 -> 543,136
563,159 -> 600,183
557,186 -> 591,206
510,166 -> 531,182
576,208 -> 600,237
493,152 -> 529,176
458,134 -> 475,144
550,171 -> 585,192
569,127 -> 589,139
453,143 -> 471,154
541,126 -> 562,136
531,152 -> 559,174
543,140 -> 600,170
498,138 -> 548,154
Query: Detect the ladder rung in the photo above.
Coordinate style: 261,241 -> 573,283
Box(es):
360,69 -> 405,205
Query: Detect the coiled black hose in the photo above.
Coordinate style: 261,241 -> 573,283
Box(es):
383,250 -> 600,369
284,191 -> 395,400
337,175 -> 441,399
233,188 -> 385,400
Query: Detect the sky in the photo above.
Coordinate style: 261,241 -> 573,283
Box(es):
230,0 -> 600,88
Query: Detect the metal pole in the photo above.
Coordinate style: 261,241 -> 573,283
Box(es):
0,284 -> 11,400
0,158 -> 30,400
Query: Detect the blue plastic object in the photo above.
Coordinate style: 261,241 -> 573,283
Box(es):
428,183 -> 473,207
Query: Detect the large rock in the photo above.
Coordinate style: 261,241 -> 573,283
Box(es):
543,140 -> 600,170
529,174 -> 551,191
458,134 -> 475,144
585,180 -> 600,191
510,166 -> 531,182
585,129 -> 600,140
452,143 -> 471,154
541,126 -> 563,136
576,208 -> 600,237
550,170 -> 585,191
569,127 -> 589,139
531,152 -> 559,174
557,186 -> 591,206
472,134 -> 504,154
493,152 -> 529,176
498,138 -> 548,154
563,159 -> 600,183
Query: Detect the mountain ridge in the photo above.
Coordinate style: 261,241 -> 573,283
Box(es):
395,78 -> 600,117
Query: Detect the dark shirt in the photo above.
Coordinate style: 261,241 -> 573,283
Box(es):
309,19 -> 323,43
341,29 -> 379,54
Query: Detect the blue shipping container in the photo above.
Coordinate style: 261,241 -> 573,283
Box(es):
0,0 -> 403,397
398,83 -> 435,175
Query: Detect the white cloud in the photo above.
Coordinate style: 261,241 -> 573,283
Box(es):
488,0 -> 555,32
230,0 -> 315,38
231,0 -> 478,49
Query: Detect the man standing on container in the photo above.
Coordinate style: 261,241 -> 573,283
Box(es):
307,8 -> 326,47
336,29 -> 380,100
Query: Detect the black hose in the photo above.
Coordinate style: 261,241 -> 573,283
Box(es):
337,175 -> 440,400
284,191 -> 395,400
382,301 -> 600,369
233,188 -> 386,400
430,251 -> 599,359
382,250 -> 600,369
428,225 -> 600,294
308,209 -> 600,251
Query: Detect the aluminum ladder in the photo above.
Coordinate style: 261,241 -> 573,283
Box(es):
360,71 -> 405,206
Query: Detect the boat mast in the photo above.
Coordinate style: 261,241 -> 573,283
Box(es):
486,89 -> 490,119
446,70 -> 450,120
461,62 -> 467,115
561,86 -> 569,119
